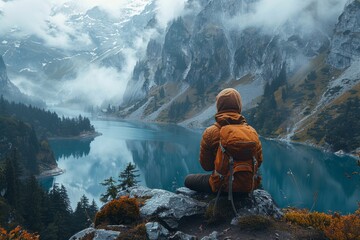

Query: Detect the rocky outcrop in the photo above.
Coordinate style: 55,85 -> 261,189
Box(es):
76,186 -> 283,240
119,186 -> 207,229
328,0 -> 360,69
0,56 -> 22,100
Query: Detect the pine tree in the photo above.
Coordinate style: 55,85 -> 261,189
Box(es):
100,177 -> 118,203
4,149 -> 22,209
73,195 -> 91,231
47,184 -> 73,240
21,175 -> 44,232
88,199 -> 98,222
117,163 -> 140,191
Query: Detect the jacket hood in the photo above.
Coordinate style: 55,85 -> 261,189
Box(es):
216,88 -> 242,114
215,112 -> 247,126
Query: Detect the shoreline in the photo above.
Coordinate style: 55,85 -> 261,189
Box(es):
273,136 -> 360,160
36,167 -> 65,179
95,114 -> 359,159
48,131 -> 102,141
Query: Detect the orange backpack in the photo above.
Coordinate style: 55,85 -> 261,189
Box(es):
212,123 -> 261,214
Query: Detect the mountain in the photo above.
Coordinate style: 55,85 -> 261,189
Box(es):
0,56 -> 22,100
0,55 -> 45,106
1,0 -> 359,151
120,0 -> 360,152
0,0 -> 156,105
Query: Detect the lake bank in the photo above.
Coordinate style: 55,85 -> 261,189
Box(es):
47,131 -> 102,141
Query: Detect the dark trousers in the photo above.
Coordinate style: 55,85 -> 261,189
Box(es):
185,174 -> 252,199
184,173 -> 213,193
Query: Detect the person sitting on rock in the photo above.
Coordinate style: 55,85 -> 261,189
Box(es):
184,88 -> 263,196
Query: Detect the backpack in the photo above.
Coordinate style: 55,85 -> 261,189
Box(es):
213,122 -> 261,215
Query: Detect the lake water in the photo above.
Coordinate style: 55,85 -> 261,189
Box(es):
42,119 -> 360,213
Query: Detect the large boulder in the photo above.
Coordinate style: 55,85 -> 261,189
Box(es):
69,228 -> 120,240
127,186 -> 207,229
145,222 -> 170,240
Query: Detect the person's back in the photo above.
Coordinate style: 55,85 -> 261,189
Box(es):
185,88 -> 263,194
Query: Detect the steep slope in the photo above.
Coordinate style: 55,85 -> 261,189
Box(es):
283,0 -> 360,151
0,116 -> 56,175
0,56 -> 22,100
121,0 -> 339,122
120,0 -> 359,151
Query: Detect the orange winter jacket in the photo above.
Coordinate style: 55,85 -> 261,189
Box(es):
199,89 -> 263,193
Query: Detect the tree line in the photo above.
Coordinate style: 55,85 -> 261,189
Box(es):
0,95 -> 94,138
0,149 -> 98,240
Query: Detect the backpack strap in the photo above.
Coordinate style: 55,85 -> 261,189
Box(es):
214,123 -> 239,216
228,155 -> 238,215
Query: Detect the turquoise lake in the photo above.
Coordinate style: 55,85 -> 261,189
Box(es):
42,119 -> 359,213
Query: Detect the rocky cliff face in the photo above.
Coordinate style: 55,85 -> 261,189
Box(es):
122,0 -> 336,118
0,56 -> 44,105
0,56 -> 23,101
328,0 -> 360,69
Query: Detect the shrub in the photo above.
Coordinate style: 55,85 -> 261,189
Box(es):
284,209 -> 331,231
285,208 -> 360,240
324,209 -> 360,240
0,226 -> 39,240
94,197 -> 140,227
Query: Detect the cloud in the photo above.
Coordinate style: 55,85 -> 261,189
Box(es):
60,64 -> 127,107
57,45 -> 137,106
155,0 -> 186,28
0,0 -> 91,50
227,0 -> 348,35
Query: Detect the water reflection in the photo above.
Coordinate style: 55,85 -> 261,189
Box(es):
50,139 -> 92,159
44,120 -> 359,213
261,139 -> 360,213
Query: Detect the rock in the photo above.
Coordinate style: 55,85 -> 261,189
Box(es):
229,189 -> 283,225
328,0 -> 360,69
200,231 -> 221,240
176,187 -> 197,197
335,150 -> 346,157
94,229 -> 121,240
69,227 -> 120,240
130,186 -> 207,229
250,189 -> 284,219
145,222 -> 170,240
170,231 -> 197,240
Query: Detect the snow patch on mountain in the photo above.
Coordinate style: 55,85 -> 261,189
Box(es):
128,98 -> 153,120
318,60 -> 360,108
145,83 -> 190,121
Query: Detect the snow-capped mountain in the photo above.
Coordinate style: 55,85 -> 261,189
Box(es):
0,0 -> 156,104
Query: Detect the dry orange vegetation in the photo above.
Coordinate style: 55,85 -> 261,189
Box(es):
94,196 -> 140,227
285,207 -> 360,240
0,226 -> 39,240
